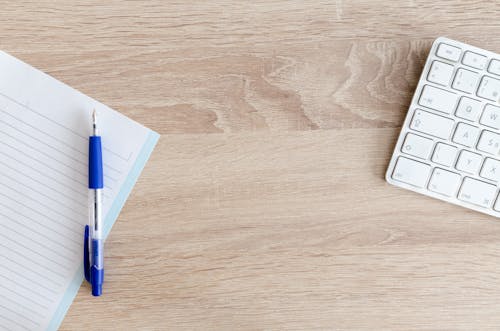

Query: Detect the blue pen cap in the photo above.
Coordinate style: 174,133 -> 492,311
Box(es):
91,265 -> 104,296
89,136 -> 103,189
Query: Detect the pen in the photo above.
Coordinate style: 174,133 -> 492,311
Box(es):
84,109 -> 104,296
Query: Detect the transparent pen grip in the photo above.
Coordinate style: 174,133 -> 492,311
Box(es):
89,189 -> 103,268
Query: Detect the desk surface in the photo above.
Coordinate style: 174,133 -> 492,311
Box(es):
4,1 -> 500,330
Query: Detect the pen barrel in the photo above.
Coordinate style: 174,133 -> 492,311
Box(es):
89,136 -> 103,189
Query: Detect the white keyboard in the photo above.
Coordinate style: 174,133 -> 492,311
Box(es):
386,37 -> 500,217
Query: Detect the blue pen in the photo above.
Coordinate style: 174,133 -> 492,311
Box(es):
84,110 -> 104,296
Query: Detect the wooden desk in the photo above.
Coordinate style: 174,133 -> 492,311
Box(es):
3,1 -> 500,329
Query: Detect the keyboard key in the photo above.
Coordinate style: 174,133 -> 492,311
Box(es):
455,97 -> 482,121
456,150 -> 482,174
462,51 -> 487,70
428,168 -> 461,196
458,177 -> 497,208
452,68 -> 479,94
488,59 -> 500,76
436,43 -> 461,62
493,194 -> 500,211
427,61 -> 454,86
477,130 -> 500,155
419,85 -> 458,114
432,143 -> 457,167
477,76 -> 500,102
401,133 -> 433,159
410,109 -> 454,139
392,156 -> 431,188
480,158 -> 500,182
480,104 -> 500,129
452,122 -> 479,147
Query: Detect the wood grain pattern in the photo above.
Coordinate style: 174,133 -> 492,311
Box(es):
1,1 -> 500,330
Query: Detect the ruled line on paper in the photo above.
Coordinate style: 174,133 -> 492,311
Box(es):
0,233 -> 70,271
0,257 -> 60,293
1,181 -> 83,227
0,148 -> 87,199
0,156 -> 86,209
0,199 -> 80,244
0,169 -> 86,217
0,312 -> 31,331
0,243 -> 66,280
0,90 -> 132,162
0,293 -> 44,319
1,221 -> 75,262
0,118 -> 119,184
0,120 -> 120,184
0,210 -> 77,254
0,107 -> 123,175
0,303 -> 39,328
0,283 -> 48,310
0,191 -> 81,237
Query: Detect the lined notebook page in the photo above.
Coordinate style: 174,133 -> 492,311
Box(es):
0,51 -> 158,330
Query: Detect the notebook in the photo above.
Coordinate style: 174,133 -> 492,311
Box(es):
0,51 -> 159,330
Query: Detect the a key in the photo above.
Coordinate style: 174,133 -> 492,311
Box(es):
462,51 -> 487,70
488,59 -> 500,76
391,156 -> 431,188
419,85 -> 458,114
431,143 -> 457,167
458,177 -> 497,208
455,150 -> 482,174
452,68 -> 480,94
436,43 -> 461,62
428,168 -> 461,196
455,97 -> 482,122
401,133 -> 433,159
477,130 -> 500,156
410,109 -> 455,139
477,76 -> 500,102
427,61 -> 454,86
480,104 -> 500,129
480,158 -> 500,182
452,122 -> 479,147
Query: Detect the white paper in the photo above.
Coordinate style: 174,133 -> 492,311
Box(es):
0,51 -> 155,330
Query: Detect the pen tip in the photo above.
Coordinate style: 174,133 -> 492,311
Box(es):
92,109 -> 97,126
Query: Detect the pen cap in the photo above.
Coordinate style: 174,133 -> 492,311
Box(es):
89,136 -> 104,189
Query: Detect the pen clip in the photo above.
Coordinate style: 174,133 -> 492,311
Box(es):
83,225 -> 91,283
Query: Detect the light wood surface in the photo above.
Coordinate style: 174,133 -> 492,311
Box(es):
3,1 -> 500,330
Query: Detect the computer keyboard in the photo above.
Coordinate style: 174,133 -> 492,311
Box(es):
386,37 -> 500,217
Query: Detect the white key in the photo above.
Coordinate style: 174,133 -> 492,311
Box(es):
480,104 -> 500,129
455,97 -> 482,121
456,150 -> 482,174
477,130 -> 500,156
493,194 -> 500,211
427,61 -> 454,86
410,109 -> 454,139
480,158 -> 500,182
477,76 -> 500,102
401,133 -> 433,159
488,59 -> 500,76
458,177 -> 497,208
418,85 -> 458,114
452,68 -> 479,94
431,143 -> 457,167
462,51 -> 487,70
452,122 -> 479,147
436,43 -> 461,62
391,157 -> 431,188
428,168 -> 461,196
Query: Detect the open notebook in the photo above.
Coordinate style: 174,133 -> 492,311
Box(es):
0,51 -> 159,330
